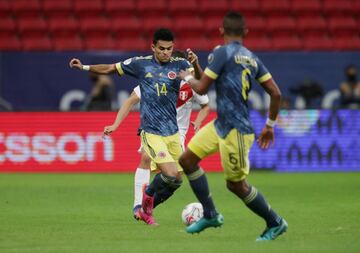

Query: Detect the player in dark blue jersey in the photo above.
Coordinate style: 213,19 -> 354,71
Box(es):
69,28 -> 194,226
178,12 -> 288,240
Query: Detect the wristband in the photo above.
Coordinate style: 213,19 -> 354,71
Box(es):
266,118 -> 276,128
82,65 -> 90,71
184,75 -> 194,82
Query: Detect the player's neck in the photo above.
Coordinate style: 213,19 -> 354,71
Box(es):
224,36 -> 243,45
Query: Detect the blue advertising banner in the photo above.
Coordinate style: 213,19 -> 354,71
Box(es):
0,51 -> 359,111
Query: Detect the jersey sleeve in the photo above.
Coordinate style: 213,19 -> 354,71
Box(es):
193,91 -> 209,105
115,57 -> 139,78
133,85 -> 141,99
204,47 -> 226,80
255,57 -> 272,83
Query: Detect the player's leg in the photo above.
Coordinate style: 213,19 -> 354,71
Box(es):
133,148 -> 151,219
220,130 -> 287,241
179,121 -> 224,233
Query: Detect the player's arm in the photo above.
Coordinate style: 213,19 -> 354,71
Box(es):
187,48 -> 203,79
69,58 -> 117,75
103,91 -> 140,135
178,71 -> 213,95
191,103 -> 210,133
257,78 -> 282,149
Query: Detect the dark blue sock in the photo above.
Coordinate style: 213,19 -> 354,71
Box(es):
243,186 -> 282,227
187,168 -> 217,219
146,173 -> 176,197
153,179 -> 182,208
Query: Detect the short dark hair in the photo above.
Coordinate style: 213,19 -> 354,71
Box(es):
223,12 -> 246,36
172,50 -> 186,58
153,28 -> 174,44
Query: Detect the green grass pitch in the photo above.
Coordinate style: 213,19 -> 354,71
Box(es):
1,172 -> 360,253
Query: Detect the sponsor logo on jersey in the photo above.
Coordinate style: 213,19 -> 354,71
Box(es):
168,71 -> 177,80
123,58 -> 132,65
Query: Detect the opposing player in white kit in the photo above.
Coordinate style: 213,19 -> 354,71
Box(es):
103,50 -> 210,219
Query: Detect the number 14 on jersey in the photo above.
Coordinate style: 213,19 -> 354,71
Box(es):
155,83 -> 168,96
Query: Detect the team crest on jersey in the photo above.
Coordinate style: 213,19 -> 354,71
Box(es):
208,53 -> 214,64
158,151 -> 167,159
179,91 -> 189,101
123,58 -> 132,65
167,71 -> 177,80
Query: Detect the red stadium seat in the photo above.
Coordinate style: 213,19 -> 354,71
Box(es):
169,0 -> 197,18
0,0 -> 10,17
177,37 -> 213,51
332,37 -> 360,50
84,35 -> 116,50
174,17 -> 204,38
80,17 -> 110,37
74,0 -> 103,18
17,17 -> 48,37
112,17 -> 142,38
297,17 -> 327,32
303,36 -> 334,50
204,16 -> 223,38
230,0 -> 260,16
199,0 -> 229,17
48,17 -> 79,37
53,34 -> 83,51
0,34 -> 22,51
114,37 -> 148,51
272,36 -> 303,50
0,16 -> 16,36
22,35 -> 53,51
104,0 -> 136,19
291,0 -> 322,17
42,0 -> 73,18
267,17 -> 297,37
11,0 -> 42,18
246,17 -> 267,37
328,17 -> 357,36
137,0 -> 166,17
261,0 -> 291,17
323,0 -> 354,17
142,17 -> 173,37
244,36 -> 273,51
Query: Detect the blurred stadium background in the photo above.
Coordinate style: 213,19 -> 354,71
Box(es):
0,1 -> 359,252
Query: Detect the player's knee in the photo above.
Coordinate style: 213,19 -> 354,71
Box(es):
226,180 -> 249,198
179,150 -> 200,174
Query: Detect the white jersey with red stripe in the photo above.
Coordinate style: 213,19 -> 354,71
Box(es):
133,80 -> 209,147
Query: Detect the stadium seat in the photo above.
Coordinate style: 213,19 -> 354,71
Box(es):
199,0 -> 229,17
267,17 -> 297,37
80,17 -> 110,38
323,0 -> 354,17
174,17 -> 204,38
0,34 -> 22,51
104,0 -> 136,19
229,0 -> 260,16
0,16 -> 16,36
22,35 -> 53,51
332,37 -> 360,50
42,0 -> 73,18
204,16 -> 223,38
297,16 -> 327,32
177,37 -> 213,51
246,16 -> 267,37
112,17 -> 142,38
53,34 -> 83,51
328,17 -> 358,37
84,35 -> 115,50
0,0 -> 10,17
261,0 -> 291,17
291,0 -> 322,17
114,37 -> 148,51
48,17 -> 79,37
272,36 -> 303,50
169,0 -> 197,18
303,36 -> 334,50
244,36 -> 273,51
74,0 -> 103,18
17,17 -> 48,37
142,17 -> 173,37
137,0 -> 166,17
11,0 -> 42,18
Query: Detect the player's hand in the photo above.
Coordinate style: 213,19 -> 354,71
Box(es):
103,125 -> 117,136
178,69 -> 192,80
69,58 -> 83,70
187,48 -> 198,64
191,121 -> 201,133
257,126 -> 275,149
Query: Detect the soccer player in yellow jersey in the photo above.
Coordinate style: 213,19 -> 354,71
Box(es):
178,12 -> 288,241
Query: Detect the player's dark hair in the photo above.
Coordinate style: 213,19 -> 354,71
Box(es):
223,12 -> 246,37
153,28 -> 174,44
172,50 -> 186,58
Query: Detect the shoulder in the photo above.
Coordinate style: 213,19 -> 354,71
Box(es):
171,57 -> 191,67
123,55 -> 153,64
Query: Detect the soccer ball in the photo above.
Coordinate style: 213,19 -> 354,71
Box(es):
181,202 -> 203,226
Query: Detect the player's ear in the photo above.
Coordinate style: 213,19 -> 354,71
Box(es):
219,27 -> 224,36
151,43 -> 156,53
